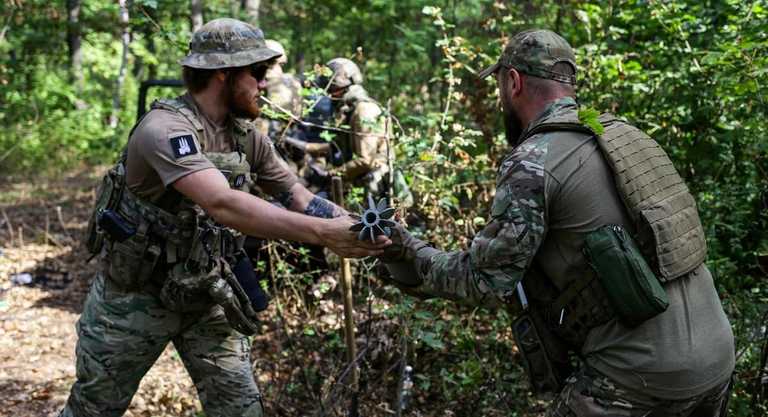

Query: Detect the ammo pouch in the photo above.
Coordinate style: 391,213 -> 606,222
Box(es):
512,307 -> 572,394
583,224 -> 669,327
105,229 -> 161,290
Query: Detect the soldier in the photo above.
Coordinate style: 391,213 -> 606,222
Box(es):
255,39 -> 303,140
61,18 -> 388,417
323,58 -> 391,198
379,29 -> 734,416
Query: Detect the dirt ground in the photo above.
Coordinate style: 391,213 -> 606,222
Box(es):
0,169 -> 206,416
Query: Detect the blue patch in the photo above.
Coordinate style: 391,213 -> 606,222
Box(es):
170,134 -> 198,159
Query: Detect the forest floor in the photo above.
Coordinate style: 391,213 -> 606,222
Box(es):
0,168 -> 539,417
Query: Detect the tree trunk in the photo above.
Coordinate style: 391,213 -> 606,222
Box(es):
241,0 -> 259,26
66,0 -> 85,102
190,0 -> 204,32
110,0 -> 130,128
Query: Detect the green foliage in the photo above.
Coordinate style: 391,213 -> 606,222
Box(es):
578,107 -> 604,134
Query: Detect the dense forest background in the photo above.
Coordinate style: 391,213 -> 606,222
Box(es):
1,0 -> 767,416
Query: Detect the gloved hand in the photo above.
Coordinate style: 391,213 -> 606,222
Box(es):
378,223 -> 428,262
377,223 -> 440,288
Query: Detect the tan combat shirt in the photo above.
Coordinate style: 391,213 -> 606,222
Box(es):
125,93 -> 297,206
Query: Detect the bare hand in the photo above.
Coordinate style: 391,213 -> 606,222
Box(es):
319,216 -> 391,258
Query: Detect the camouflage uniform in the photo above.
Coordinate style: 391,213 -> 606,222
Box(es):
60,19 -> 290,417
255,40 -> 303,140
326,58 -> 391,196
384,30 -> 734,416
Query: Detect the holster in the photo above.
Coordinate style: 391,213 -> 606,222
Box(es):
511,307 -> 573,394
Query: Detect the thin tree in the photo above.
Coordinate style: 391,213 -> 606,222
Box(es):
66,0 -> 86,108
190,0 -> 204,31
110,0 -> 130,128
242,0 -> 259,26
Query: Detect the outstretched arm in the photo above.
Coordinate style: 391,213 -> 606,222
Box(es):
173,168 -> 386,258
385,154 -> 549,309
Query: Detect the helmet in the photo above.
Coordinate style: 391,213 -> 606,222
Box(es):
180,18 -> 282,69
325,57 -> 363,89
265,39 -> 288,65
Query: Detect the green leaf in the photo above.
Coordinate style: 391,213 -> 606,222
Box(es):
578,107 -> 605,135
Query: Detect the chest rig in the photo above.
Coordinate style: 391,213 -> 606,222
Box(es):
85,98 -> 263,334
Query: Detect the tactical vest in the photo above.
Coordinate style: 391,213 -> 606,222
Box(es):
518,111 -> 708,347
86,98 -> 254,312
522,112 -> 707,281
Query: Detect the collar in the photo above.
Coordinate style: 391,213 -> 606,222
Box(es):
519,96 -> 578,139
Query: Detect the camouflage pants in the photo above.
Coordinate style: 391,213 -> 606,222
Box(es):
59,273 -> 263,417
547,366 -> 731,417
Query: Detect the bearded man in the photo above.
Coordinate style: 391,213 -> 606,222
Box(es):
60,18 -> 388,417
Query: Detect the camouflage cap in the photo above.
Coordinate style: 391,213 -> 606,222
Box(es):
180,18 -> 282,69
479,29 -> 577,84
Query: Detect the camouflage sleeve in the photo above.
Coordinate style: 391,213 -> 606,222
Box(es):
340,101 -> 388,179
415,147 -> 550,309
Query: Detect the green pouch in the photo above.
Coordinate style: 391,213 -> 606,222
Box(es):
583,224 -> 669,327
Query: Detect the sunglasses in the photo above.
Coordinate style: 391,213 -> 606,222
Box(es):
250,64 -> 269,81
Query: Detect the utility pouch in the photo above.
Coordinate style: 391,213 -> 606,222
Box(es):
107,234 -> 159,289
583,224 -> 669,327
85,164 -> 125,255
159,263 -> 216,312
511,308 -> 572,394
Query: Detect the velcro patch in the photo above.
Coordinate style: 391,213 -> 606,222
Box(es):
170,134 -> 198,159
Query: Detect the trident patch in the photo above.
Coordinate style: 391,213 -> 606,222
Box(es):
170,134 -> 198,159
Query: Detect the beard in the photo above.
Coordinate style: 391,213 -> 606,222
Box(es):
503,107 -> 525,147
225,75 -> 262,119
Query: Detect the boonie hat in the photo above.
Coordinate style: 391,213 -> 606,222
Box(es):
180,18 -> 282,69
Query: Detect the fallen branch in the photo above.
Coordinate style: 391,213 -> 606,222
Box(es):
1,208 -> 13,246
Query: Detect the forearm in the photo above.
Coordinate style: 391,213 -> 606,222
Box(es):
415,249 -> 511,309
277,182 -> 346,218
209,188 -> 328,245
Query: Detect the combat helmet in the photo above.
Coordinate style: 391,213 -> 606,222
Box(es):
325,57 -> 363,89
180,18 -> 282,69
265,39 -> 288,65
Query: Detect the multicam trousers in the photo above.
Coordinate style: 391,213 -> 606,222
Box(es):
548,366 -> 731,417
59,273 -> 263,417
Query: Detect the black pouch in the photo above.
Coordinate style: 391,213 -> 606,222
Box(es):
231,251 -> 270,312
583,224 -> 669,327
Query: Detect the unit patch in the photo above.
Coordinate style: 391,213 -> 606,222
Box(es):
170,134 -> 198,159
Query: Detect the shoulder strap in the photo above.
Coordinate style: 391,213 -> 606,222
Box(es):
151,98 -> 205,133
